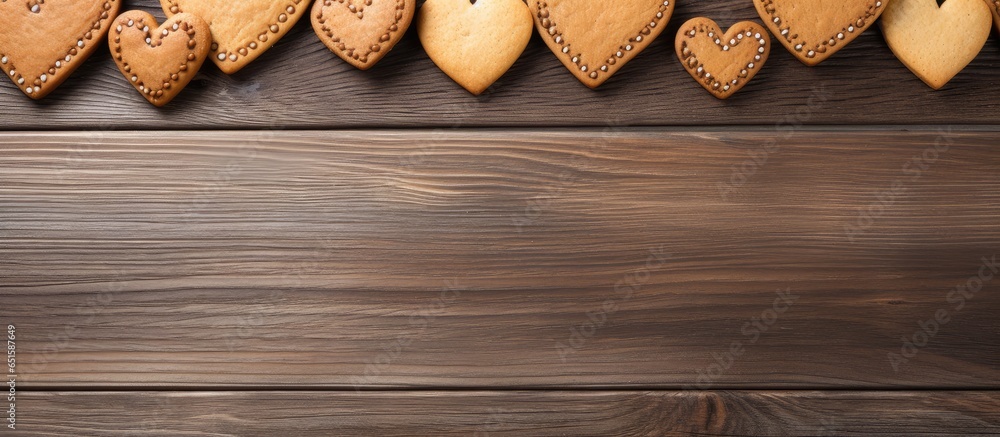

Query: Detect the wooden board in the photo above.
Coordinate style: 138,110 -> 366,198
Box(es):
13,391 -> 1000,435
3,130 -> 999,389
4,2 -> 1000,429
2,1 -> 1000,129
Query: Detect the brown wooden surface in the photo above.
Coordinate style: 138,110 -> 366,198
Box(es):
7,391 -> 999,436
3,130 -> 999,392
1,0 -> 1000,129
4,1 -> 1000,430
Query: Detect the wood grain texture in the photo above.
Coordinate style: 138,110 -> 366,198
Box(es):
12,391 -> 1000,436
2,130 -> 999,389
1,1 -> 1000,128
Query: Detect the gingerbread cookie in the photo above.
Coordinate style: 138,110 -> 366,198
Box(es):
753,0 -> 886,66
109,11 -> 211,106
676,19 -> 770,99
161,0 -> 308,74
880,0 -> 991,89
528,0 -> 675,89
417,0 -> 532,95
0,0 -> 120,99
312,0 -> 416,70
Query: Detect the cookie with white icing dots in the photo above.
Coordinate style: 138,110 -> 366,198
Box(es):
160,0 -> 308,74
0,0 -> 120,99
528,0 -> 675,89
417,0 -> 533,95
753,0 -> 887,66
676,19 -> 770,99
880,0 -> 991,90
312,0 -> 416,70
109,11 -> 211,107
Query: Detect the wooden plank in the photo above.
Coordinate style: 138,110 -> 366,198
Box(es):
1,130 -> 999,388
11,391 -> 1000,435
1,1 -> 1000,128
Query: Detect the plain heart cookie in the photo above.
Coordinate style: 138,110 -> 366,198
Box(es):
990,0 -> 1000,33
676,19 -> 770,99
417,0 -> 532,95
880,0 -> 991,89
0,0 -> 120,99
528,0 -> 675,89
753,0 -> 887,66
161,0 -> 308,74
312,0 -> 416,70
109,11 -> 211,106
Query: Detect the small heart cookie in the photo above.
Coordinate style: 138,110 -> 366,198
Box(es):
675,19 -> 770,99
161,0 -> 308,74
417,0 -> 532,95
753,0 -> 887,66
312,0 -> 416,70
109,11 -> 211,107
880,0 -> 991,89
0,0 -> 120,99
528,0 -> 675,89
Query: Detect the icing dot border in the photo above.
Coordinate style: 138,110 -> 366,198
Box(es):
535,0 -> 673,83
678,22 -> 768,96
165,0 -> 303,65
314,0 -> 410,65
0,0 -> 117,97
758,0 -> 884,59
111,15 -> 203,104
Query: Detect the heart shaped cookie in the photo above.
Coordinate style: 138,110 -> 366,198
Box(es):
312,0 -> 416,70
161,0 -> 308,74
676,19 -> 770,99
528,0 -> 675,89
109,11 -> 211,106
753,0 -> 886,66
990,0 -> 1000,33
880,0 -> 991,89
0,0 -> 120,99
417,0 -> 532,95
